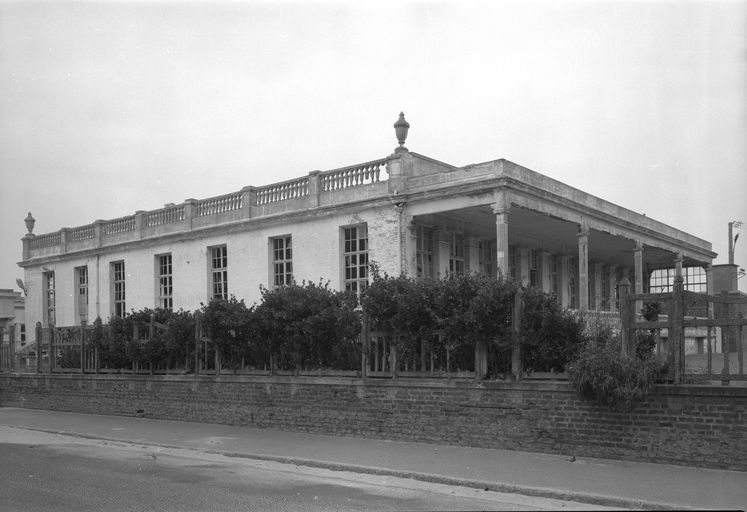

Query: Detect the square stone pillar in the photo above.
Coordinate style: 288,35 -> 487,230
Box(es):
307,171 -> 321,208
492,202 -> 510,280
633,241 -> 644,295
577,224 -> 589,310
405,220 -> 419,277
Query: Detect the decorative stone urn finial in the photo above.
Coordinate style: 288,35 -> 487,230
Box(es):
24,212 -> 35,235
393,112 -> 410,153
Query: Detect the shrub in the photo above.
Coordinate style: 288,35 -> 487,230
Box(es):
255,281 -> 361,371
567,335 -> 660,411
200,297 -> 254,369
520,288 -> 586,373
363,268 -> 516,373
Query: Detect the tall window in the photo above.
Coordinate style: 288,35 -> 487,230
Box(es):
601,266 -> 610,310
210,246 -> 228,300
449,233 -> 464,273
550,255 -> 559,296
415,226 -> 435,279
508,245 -> 517,281
272,236 -> 293,287
112,261 -> 126,318
158,254 -> 173,310
529,249 -> 539,287
76,266 -> 88,322
343,225 -> 368,297
19,324 -> 26,344
43,271 -> 55,326
479,240 -> 494,276
568,258 -> 578,309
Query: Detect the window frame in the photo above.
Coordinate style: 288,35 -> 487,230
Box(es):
270,235 -> 293,288
415,225 -> 435,279
342,224 -> 369,298
43,270 -> 55,327
209,245 -> 228,301
111,261 -> 126,319
449,232 -> 465,274
157,253 -> 174,310
75,266 -> 88,322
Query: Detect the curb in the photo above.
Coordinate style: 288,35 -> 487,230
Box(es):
5,425 -> 685,511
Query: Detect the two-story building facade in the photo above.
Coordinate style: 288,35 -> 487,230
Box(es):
19,114 -> 716,330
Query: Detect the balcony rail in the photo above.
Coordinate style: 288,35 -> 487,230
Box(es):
145,205 -> 185,227
256,176 -> 309,205
103,217 -> 136,235
320,158 -> 387,191
69,224 -> 95,241
195,192 -> 243,217
23,155 -> 394,257
28,232 -> 61,249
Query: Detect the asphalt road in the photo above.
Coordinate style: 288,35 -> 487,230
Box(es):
0,427 -> 614,511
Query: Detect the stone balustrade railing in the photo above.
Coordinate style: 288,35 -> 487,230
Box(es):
69,224 -> 95,242
103,217 -> 137,235
28,232 -> 62,250
256,176 -> 309,205
23,155 -> 396,260
145,205 -> 185,227
320,159 -> 387,191
195,192 -> 243,217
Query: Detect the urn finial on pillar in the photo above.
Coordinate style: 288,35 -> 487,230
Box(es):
24,212 -> 36,235
393,112 -> 410,153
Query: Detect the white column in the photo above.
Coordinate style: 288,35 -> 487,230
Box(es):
578,224 -> 589,310
493,197 -> 510,280
633,241 -> 644,295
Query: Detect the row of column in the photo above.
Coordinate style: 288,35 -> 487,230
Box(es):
493,202 -> 647,311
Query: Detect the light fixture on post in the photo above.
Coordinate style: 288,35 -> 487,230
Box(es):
393,112 -> 410,153
728,220 -> 743,265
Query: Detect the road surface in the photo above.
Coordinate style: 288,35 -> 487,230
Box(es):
0,426 -> 616,511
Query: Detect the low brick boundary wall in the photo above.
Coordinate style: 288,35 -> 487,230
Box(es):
1,373 -> 745,471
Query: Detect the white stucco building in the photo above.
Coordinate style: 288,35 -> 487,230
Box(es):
19,114 -> 716,330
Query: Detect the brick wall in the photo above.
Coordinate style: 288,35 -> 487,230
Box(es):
1,374 -> 745,471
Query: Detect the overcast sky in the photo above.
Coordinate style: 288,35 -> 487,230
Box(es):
1,0 -> 745,293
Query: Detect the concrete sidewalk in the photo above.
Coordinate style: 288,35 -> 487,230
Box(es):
0,407 -> 743,510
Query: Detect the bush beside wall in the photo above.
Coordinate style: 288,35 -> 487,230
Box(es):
1,374 -> 745,471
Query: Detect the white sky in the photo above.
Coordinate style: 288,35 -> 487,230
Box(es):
1,0 -> 745,292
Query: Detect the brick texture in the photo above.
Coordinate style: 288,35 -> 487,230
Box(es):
1,374 -> 745,471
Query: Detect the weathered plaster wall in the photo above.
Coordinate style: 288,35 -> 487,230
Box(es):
22,204 -> 404,328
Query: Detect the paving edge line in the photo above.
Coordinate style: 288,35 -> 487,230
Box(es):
3,424 -> 684,511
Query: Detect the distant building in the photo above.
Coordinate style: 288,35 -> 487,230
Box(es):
0,288 -> 25,345
18,114 -> 716,329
